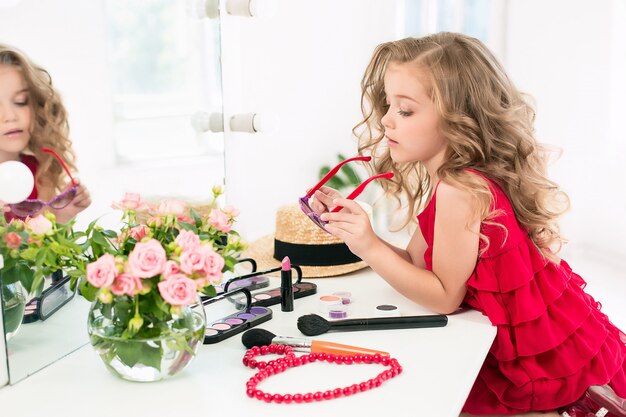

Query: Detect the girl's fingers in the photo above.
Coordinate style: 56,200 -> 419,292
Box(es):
320,211 -> 358,224
313,189 -> 336,206
319,186 -> 342,198
330,198 -> 365,214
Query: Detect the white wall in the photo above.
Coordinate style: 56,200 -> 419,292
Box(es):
505,0 -> 626,260
222,0 -> 401,241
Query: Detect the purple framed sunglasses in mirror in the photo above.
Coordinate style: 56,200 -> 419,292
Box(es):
298,155 -> 394,233
9,147 -> 78,218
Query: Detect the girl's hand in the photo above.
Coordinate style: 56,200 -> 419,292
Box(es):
53,182 -> 92,223
311,186 -> 343,214
0,200 -> 8,213
320,197 -> 379,259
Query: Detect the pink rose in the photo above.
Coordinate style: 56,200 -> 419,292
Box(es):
128,239 -> 167,279
222,205 -> 240,217
86,253 -> 118,288
25,215 -> 53,235
111,273 -> 143,296
179,244 -> 224,278
4,232 -> 22,249
162,260 -> 180,279
128,225 -> 150,241
177,215 -> 193,223
157,274 -> 197,306
112,192 -> 146,210
156,199 -> 186,216
175,230 -> 200,250
208,209 -> 231,233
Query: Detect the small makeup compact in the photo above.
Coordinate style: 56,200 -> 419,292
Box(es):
227,265 -> 317,310
202,287 -> 273,344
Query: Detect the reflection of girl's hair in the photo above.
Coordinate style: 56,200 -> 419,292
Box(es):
354,32 -> 569,259
0,44 -> 77,194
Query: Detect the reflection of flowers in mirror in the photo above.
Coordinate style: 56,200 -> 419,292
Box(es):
1,213 -> 83,298
1,212 -> 84,340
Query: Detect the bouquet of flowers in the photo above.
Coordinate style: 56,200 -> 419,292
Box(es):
75,187 -> 246,381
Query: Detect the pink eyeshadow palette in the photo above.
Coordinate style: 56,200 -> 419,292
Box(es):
202,287 -> 273,344
203,306 -> 272,344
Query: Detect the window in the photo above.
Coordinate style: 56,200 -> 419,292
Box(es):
400,0 -> 505,57
104,0 -> 223,162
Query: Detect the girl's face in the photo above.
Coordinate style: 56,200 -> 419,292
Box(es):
381,63 -> 448,172
0,64 -> 32,161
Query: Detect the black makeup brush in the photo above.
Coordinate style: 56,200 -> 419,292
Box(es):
297,313 -> 448,336
242,328 -> 389,356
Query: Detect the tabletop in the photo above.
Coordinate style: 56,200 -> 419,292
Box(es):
0,268 -> 496,417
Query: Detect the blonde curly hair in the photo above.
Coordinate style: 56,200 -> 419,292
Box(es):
0,44 -> 77,194
354,32 -> 569,259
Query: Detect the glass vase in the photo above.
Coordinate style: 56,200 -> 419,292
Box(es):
2,282 -> 26,341
87,297 -> 206,382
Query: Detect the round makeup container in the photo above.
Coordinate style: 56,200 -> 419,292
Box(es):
328,303 -> 349,319
319,295 -> 341,314
332,291 -> 353,305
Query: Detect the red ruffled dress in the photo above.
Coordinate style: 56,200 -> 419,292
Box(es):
417,175 -> 626,414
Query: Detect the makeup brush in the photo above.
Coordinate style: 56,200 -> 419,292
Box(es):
297,313 -> 448,336
242,328 -> 389,356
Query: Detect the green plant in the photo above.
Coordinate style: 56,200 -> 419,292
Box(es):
318,153 -> 364,190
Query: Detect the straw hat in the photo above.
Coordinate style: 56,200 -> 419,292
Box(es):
242,204 -> 369,278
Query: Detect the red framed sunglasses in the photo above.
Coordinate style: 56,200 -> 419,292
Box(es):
299,155 -> 394,233
9,147 -> 78,217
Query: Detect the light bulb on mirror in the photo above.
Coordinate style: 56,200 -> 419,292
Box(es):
229,113 -> 279,134
226,0 -> 275,18
191,111 -> 224,133
187,0 -> 220,19
0,160 -> 34,204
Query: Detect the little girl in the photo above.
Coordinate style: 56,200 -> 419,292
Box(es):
0,44 -> 90,224
312,33 -> 625,416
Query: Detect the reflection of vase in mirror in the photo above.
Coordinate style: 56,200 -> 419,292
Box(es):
0,0 -> 224,385
1,282 -> 25,341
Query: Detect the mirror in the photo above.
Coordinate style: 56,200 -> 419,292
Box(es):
0,0 -> 224,384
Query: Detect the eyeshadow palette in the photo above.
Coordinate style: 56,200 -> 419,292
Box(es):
213,275 -> 270,295
204,306 -> 272,344
230,282 -> 318,309
202,287 -> 273,344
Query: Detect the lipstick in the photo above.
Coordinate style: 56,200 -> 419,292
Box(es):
280,256 -> 294,312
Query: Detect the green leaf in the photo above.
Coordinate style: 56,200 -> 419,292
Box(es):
79,280 -> 98,302
91,230 -> 109,247
327,176 -> 347,190
340,162 -> 362,186
200,285 -> 217,298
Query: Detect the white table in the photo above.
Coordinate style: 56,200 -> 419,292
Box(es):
0,269 -> 496,417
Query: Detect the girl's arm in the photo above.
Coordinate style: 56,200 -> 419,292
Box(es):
322,181 -> 479,314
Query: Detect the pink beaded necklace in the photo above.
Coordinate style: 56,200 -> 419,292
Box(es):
243,344 -> 403,403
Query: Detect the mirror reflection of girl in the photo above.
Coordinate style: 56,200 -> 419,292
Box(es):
313,33 -> 625,417
0,44 -> 91,224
